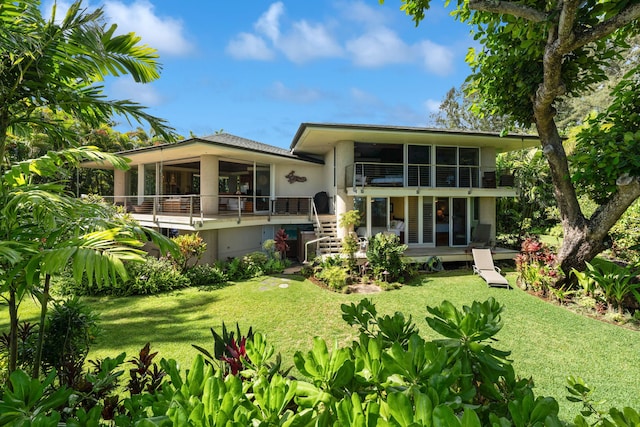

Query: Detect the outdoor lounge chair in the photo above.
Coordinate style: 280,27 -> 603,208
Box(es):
472,248 -> 510,288
468,223 -> 492,249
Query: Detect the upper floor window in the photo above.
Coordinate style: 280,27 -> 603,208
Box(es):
435,147 -> 479,187
408,145 -> 431,186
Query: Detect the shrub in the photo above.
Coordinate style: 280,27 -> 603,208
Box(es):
315,265 -> 349,291
366,233 -> 408,282
243,251 -> 269,277
515,237 -> 563,294
185,264 -> 227,288
122,256 -> 190,296
42,297 -> 100,385
169,232 -> 207,273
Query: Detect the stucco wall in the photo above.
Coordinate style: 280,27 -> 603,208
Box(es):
273,164 -> 325,198
218,226 -> 264,259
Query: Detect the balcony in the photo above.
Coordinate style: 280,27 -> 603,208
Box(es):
102,194 -> 317,228
346,163 -> 515,191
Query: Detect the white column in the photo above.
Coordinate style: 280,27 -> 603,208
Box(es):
137,164 -> 145,204
335,141 -> 354,239
200,155 -> 219,214
114,169 -> 126,204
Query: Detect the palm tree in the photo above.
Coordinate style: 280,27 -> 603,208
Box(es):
0,148 -> 176,376
0,0 -> 179,375
0,0 -> 177,166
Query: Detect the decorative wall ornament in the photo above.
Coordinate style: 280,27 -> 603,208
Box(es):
285,170 -> 307,184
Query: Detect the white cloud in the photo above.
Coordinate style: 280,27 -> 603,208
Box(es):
111,79 -> 164,106
346,27 -> 410,67
416,41 -> 455,75
255,2 -> 284,43
103,0 -> 193,56
278,21 -> 343,63
227,2 -> 341,63
266,81 -> 324,104
226,1 -> 456,74
226,33 -> 274,60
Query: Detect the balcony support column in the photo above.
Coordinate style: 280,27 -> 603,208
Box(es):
201,155 -> 219,214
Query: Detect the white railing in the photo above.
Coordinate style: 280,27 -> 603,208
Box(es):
99,195 -> 315,224
346,163 -> 515,190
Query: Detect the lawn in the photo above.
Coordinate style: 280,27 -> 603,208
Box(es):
3,269 -> 639,421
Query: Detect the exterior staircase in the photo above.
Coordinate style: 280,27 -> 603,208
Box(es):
314,215 -> 341,256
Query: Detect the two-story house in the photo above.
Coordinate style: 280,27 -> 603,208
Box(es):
87,123 -> 538,264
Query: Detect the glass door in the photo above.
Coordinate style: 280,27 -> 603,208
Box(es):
435,198 -> 449,246
451,198 -> 468,246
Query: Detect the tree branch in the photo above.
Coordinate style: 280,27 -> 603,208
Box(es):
557,0 -> 580,48
468,0 -> 548,22
589,176 -> 640,241
568,2 -> 640,52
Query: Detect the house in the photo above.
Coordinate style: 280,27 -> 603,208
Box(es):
87,123 -> 539,264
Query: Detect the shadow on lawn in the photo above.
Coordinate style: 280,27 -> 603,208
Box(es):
89,292 -> 221,349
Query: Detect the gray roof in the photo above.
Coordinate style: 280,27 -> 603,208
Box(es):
197,133 -> 294,157
115,132 -> 323,164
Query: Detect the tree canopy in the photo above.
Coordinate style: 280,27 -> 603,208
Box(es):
388,0 -> 640,278
0,0 -> 177,165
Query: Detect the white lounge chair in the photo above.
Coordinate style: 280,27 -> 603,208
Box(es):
472,248 -> 510,288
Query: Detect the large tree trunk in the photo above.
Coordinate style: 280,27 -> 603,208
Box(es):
529,19 -> 640,284
534,101 -> 640,282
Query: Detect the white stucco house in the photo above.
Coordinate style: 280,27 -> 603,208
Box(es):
87,123 -> 538,264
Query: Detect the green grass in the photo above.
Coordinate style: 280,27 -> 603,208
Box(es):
2,270 -> 639,421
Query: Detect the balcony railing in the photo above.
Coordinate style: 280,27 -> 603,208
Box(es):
346,162 -> 515,190
100,195 -> 315,224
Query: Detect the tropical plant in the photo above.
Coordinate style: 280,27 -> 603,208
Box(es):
0,149 -> 176,377
41,297 -> 100,383
184,263 -> 227,288
315,265 -> 349,291
365,232 -> 408,282
516,237 -> 563,294
0,0 -> 176,165
274,228 -> 289,259
169,232 -> 207,273
384,0 -> 640,281
579,261 -> 640,313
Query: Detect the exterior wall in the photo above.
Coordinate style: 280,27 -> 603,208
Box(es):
273,164 -> 325,198
218,226 -> 264,259
479,197 -> 497,240
323,148 -> 336,213
198,229 -> 219,264
481,147 -> 496,170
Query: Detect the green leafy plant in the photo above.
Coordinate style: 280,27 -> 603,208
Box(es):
580,261 -> 640,313
315,265 -> 349,291
41,297 -> 100,385
185,263 -> 227,288
365,232 -> 408,282
341,298 -> 418,349
169,232 -> 207,273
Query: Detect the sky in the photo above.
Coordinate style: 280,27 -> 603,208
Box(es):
48,1 -> 478,149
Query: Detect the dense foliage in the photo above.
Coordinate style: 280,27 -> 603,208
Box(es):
386,0 -> 640,278
2,297 -> 638,425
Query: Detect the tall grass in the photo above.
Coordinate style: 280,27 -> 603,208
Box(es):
2,270 -> 639,421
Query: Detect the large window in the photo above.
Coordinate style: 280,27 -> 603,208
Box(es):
436,147 -> 479,188
408,145 -> 431,187
435,147 -> 457,187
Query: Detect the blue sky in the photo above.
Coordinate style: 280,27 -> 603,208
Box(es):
51,1 -> 477,148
